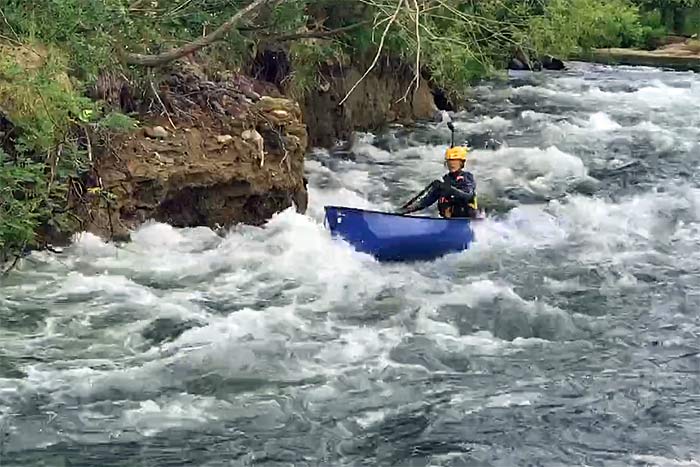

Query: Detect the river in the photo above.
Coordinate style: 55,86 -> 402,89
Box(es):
1,62 -> 699,466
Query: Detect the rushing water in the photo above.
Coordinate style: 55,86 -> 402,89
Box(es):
2,62 -> 700,466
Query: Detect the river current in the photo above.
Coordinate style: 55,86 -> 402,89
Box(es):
1,62 -> 699,466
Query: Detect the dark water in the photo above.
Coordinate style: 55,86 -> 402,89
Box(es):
1,63 -> 700,466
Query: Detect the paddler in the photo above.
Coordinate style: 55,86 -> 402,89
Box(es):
397,122 -> 478,219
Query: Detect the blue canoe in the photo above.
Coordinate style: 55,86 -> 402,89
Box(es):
324,205 -> 478,262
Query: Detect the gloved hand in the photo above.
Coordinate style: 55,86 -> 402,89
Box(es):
438,180 -> 452,192
432,179 -> 453,195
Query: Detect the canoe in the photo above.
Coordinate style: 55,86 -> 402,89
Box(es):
324,205 -> 478,262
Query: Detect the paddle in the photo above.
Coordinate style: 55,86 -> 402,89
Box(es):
397,183 -> 433,213
448,121 -> 455,148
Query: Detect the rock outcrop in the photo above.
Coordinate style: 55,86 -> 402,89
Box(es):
541,55 -> 566,70
302,58 -> 439,147
252,49 -> 439,148
74,69 -> 308,241
508,47 -> 567,71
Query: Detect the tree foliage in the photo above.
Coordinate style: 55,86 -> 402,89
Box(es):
635,0 -> 700,7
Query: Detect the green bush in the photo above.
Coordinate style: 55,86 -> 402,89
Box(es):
637,9 -> 669,49
98,112 -> 139,132
526,0 -> 648,56
0,151 -> 47,263
0,43 -> 139,263
680,7 -> 700,35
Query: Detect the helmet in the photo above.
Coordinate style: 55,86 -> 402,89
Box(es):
445,146 -> 468,161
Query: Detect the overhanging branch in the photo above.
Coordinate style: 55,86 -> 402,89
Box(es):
262,20 -> 373,43
124,0 -> 273,67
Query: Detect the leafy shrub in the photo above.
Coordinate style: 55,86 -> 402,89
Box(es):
526,0 -> 648,56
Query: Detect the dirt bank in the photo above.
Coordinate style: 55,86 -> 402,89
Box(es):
73,67 -> 308,241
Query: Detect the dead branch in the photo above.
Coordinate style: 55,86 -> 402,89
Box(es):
124,0 -> 273,67
339,0 -> 404,106
0,7 -> 20,43
412,0 -> 421,88
400,0 -> 421,102
84,126 -> 92,163
164,0 -> 195,18
262,20 -> 373,43
128,0 -> 146,11
150,81 -> 177,130
0,32 -> 22,46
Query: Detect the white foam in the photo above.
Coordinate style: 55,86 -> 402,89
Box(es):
353,409 -> 387,429
472,145 -> 591,201
51,272 -> 157,303
520,110 -> 552,122
586,112 -> 621,131
316,325 -> 402,366
454,116 -> 512,133
588,81 -> 700,111
485,392 -> 539,408
129,221 -> 187,248
120,395 -> 233,437
70,231 -> 119,256
632,455 -> 700,467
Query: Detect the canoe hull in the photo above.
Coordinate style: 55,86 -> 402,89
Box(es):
324,206 -> 475,262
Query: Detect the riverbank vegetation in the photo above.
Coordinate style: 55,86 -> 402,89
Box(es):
0,0 -> 694,268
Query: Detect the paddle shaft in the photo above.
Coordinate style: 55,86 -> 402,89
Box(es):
399,183 -> 432,211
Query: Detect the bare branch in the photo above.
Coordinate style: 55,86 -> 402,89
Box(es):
413,0 -> 421,87
339,0 -> 404,106
164,0 -> 195,18
128,0 -> 146,11
262,20 -> 373,43
400,0 -> 421,102
124,0 -> 272,67
0,7 -> 21,43
150,81 -> 177,130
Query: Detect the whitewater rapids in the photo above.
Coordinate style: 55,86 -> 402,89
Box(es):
1,62 -> 699,466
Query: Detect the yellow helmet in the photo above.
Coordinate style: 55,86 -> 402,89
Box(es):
445,146 -> 468,161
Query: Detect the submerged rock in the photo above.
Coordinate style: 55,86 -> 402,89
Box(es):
542,55 -> 566,70
507,47 -> 566,71
508,58 -> 529,71
141,317 -> 203,346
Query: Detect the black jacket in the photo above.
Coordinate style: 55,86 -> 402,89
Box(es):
400,170 -> 477,218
